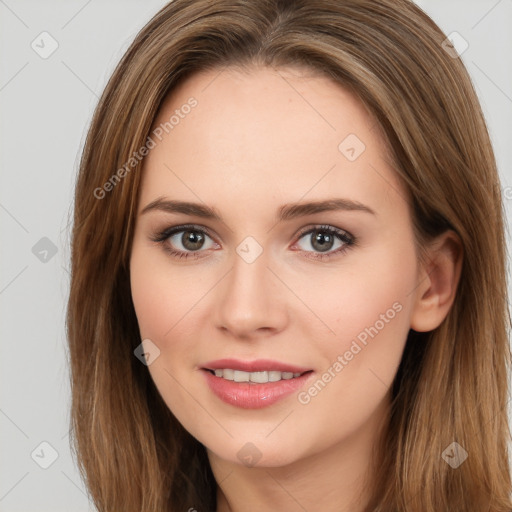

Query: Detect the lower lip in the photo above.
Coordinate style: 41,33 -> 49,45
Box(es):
201,369 -> 314,409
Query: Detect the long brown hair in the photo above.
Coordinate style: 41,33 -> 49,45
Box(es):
66,0 -> 512,510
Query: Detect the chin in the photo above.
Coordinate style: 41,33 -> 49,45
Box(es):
205,433 -> 311,469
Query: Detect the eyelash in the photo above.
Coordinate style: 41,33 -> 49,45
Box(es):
150,223 -> 357,262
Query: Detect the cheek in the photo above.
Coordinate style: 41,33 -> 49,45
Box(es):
298,238 -> 417,411
292,277 -> 413,452
130,242 -> 194,340
130,244 -> 205,426
296,238 -> 416,348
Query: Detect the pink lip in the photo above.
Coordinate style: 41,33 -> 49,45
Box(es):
201,358 -> 312,374
200,359 -> 315,409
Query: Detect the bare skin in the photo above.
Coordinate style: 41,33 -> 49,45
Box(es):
129,65 -> 462,512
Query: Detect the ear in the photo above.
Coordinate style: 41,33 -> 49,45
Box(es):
410,230 -> 463,332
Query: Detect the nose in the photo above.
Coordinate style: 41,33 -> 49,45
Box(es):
213,244 -> 289,340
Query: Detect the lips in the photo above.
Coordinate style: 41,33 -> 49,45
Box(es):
200,358 -> 315,409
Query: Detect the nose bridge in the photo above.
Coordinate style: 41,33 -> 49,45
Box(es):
227,235 -> 272,305
214,234 -> 287,336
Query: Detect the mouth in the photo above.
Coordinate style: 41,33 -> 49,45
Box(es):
200,364 -> 316,409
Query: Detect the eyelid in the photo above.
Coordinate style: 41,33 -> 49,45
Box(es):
294,223 -> 353,241
151,223 -> 215,241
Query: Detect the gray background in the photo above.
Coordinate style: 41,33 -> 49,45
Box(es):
1,1 -> 511,510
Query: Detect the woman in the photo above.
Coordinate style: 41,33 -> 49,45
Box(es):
66,0 -> 512,510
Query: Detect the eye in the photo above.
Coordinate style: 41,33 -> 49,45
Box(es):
150,223 -> 356,261
292,224 -> 355,261
150,224 -> 217,260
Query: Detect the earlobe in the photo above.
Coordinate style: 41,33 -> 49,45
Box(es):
409,230 -> 463,333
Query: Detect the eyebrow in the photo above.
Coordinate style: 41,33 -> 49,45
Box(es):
140,196 -> 376,221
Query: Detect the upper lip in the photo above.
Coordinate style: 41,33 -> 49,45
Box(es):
202,358 -> 313,374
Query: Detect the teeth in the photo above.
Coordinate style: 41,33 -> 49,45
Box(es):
212,369 -> 302,383
268,371 -> 282,382
219,368 -> 234,380
244,371 -> 266,383
234,370 -> 250,382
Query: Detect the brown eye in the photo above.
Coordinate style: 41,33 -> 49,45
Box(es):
179,230 -> 207,251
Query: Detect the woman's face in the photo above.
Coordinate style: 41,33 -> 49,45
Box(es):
130,65 -> 421,468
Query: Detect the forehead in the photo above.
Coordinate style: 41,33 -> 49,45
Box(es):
152,64 -> 378,149
139,65 -> 407,219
